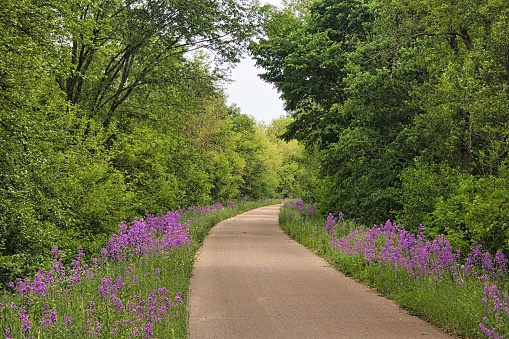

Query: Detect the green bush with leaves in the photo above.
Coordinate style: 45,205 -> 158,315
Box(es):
430,175 -> 509,255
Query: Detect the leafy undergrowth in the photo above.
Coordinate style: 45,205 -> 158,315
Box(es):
279,201 -> 509,339
0,199 -> 281,338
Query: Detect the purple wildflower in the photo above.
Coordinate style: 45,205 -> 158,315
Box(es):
479,321 -> 499,339
293,200 -> 304,213
100,248 -> 108,257
19,306 -> 31,333
51,246 -> 61,256
307,204 -> 317,217
325,213 -> 337,234
174,292 -> 183,305
106,210 -> 191,261
332,220 -> 459,278
111,295 -> 125,313
148,291 -> 158,314
145,322 -> 153,335
494,252 -> 507,275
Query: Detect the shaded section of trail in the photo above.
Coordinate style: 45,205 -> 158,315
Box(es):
188,205 -> 452,339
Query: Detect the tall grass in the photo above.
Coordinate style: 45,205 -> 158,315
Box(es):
279,201 -> 509,338
0,199 -> 281,338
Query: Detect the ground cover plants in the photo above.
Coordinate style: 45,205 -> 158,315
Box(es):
0,199 -> 280,338
280,200 -> 509,338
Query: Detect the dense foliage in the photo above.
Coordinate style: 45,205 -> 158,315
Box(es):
251,0 -> 509,254
0,0 -> 303,287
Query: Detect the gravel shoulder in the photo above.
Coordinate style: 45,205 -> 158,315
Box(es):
188,205 -> 453,339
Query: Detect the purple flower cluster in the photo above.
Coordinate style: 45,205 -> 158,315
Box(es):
288,200 -> 317,218
37,303 -> 58,332
331,219 -> 508,280
2,206 -> 200,337
479,275 -> 509,338
8,210 -> 190,300
106,210 -> 191,261
8,246 -> 100,298
325,213 -> 337,234
187,202 -> 224,215
92,266 -> 184,336
328,216 -> 509,338
479,321 -> 498,339
313,210 -> 348,236
465,243 -> 507,279
3,251 -> 185,337
307,204 -> 317,218
292,200 -> 305,213
19,306 -> 31,333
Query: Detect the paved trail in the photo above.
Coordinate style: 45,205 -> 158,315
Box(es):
188,205 -> 452,339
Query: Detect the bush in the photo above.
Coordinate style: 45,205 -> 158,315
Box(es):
430,176 -> 509,255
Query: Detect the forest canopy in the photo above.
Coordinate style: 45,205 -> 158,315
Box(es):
250,0 -> 509,255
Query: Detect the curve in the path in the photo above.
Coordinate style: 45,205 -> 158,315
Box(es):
188,205 -> 453,339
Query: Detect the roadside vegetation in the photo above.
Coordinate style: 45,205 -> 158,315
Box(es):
0,199 -> 281,338
252,0 -> 509,255
280,201 -> 509,338
4,0 -> 509,338
0,0 -> 304,289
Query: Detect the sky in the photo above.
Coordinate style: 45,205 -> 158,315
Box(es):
223,0 -> 286,124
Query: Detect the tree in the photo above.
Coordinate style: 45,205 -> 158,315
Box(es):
0,0 -> 134,283
252,0 -> 509,252
251,0 -> 418,222
57,0 -> 260,131
266,117 -> 305,198
251,0 -> 373,148
0,0 -> 273,286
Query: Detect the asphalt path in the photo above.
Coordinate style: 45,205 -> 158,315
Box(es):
188,205 -> 452,339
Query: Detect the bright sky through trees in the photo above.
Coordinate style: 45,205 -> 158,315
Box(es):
223,0 -> 286,124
